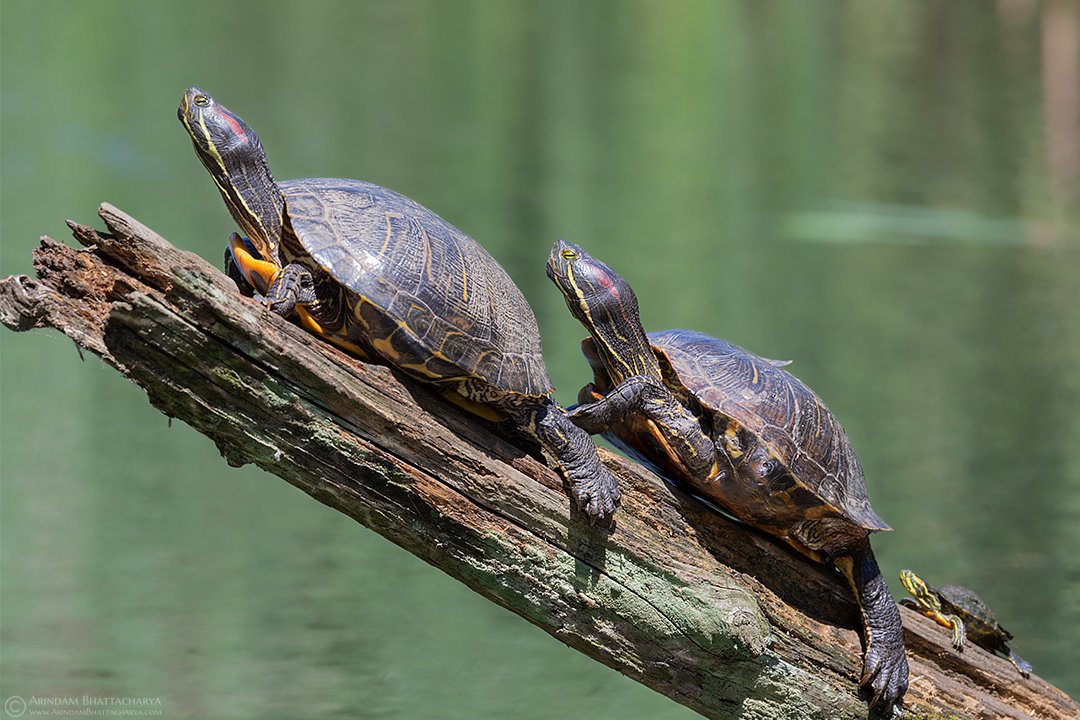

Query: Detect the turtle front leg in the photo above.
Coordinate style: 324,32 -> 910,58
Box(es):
898,569 -> 966,650
835,546 -> 909,715
569,376 -> 718,481
568,376 -> 663,433
945,613 -> 966,650
265,262 -> 318,318
527,401 -> 620,523
898,599 -> 966,650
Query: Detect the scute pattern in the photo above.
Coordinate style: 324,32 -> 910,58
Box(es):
935,584 -> 1007,640
650,329 -> 886,531
278,178 -> 552,398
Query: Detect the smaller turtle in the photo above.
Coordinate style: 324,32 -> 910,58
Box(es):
547,240 -> 908,712
900,569 -> 1032,678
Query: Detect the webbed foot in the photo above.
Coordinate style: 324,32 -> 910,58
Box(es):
570,471 -> 621,523
1008,650 -> 1033,679
265,262 -> 318,317
860,640 -> 909,717
528,402 -> 620,524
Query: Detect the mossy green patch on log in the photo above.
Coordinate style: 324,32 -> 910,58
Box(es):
1,205 -> 1076,720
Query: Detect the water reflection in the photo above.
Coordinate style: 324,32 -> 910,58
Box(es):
2,0 -> 1077,715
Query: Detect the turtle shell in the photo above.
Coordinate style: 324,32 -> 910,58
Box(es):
649,329 -> 888,533
277,178 -> 552,399
934,584 -> 1012,645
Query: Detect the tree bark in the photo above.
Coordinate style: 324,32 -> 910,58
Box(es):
0,205 -> 1075,720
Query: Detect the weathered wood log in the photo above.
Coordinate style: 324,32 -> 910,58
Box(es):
0,205 -> 1075,720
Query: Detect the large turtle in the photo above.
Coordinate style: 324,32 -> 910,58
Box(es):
546,240 -> 909,712
900,569 -> 1032,678
177,87 -> 618,520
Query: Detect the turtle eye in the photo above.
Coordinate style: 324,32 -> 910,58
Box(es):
194,94 -> 210,107
561,249 -> 577,260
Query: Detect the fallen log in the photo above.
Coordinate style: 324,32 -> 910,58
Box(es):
0,205 -> 1075,720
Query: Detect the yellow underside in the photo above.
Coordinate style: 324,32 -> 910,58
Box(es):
228,234 -> 279,296
440,391 -> 506,422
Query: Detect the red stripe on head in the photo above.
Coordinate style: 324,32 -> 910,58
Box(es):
591,266 -> 619,300
221,111 -> 248,144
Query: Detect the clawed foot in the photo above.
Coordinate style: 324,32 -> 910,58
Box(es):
265,262 -> 318,317
530,403 -> 621,526
948,614 -> 966,651
1010,652 -> 1033,679
571,474 -> 621,524
860,644 -> 909,717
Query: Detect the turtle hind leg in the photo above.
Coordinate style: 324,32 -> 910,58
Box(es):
835,545 -> 909,715
1006,647 -> 1033,678
527,401 -> 620,523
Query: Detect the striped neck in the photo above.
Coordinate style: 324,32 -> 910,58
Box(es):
179,87 -> 285,262
547,240 -> 663,384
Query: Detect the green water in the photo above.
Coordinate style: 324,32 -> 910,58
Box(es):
2,1 -> 1077,717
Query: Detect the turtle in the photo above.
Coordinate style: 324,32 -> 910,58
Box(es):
546,239 -> 909,713
900,569 -> 1032,678
177,87 -> 619,520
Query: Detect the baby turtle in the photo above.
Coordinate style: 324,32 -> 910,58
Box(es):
900,569 -> 1032,678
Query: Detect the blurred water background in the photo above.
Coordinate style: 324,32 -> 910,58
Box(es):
2,1 -> 1077,717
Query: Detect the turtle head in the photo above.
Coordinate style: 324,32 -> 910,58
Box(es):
546,239 -> 660,384
179,87 -> 262,166
179,86 -> 284,262
900,569 -> 941,611
546,239 -> 635,327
